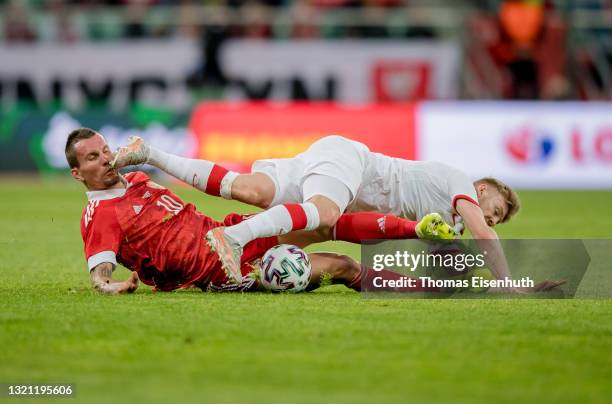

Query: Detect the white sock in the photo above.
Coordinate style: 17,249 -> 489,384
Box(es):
148,148 -> 237,198
224,203 -> 320,248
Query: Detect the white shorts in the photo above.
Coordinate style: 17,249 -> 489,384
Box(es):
252,135 -> 370,210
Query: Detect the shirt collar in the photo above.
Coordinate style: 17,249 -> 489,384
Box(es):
86,187 -> 126,201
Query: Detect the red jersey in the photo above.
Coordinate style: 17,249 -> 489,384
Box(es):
80,171 -> 277,291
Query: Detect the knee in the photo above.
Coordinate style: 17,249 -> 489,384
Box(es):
308,197 -> 341,230
233,175 -> 274,208
310,208 -> 340,241
245,185 -> 272,208
317,208 -> 341,230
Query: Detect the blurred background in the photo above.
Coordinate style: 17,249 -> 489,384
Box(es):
1,0 -> 611,188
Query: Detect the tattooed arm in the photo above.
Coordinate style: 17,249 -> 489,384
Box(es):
90,262 -> 139,294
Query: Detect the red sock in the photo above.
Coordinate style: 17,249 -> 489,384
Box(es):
333,213 -> 418,243
205,164 -> 230,196
348,266 -> 439,293
283,204 -> 309,230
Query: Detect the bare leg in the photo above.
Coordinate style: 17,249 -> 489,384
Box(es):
206,175 -> 347,281
305,194 -> 342,231
274,194 -> 344,248
221,193 -> 338,250
306,252 -> 361,291
304,252 -> 437,293
230,173 -> 276,208
278,228 -> 331,249
113,137 -> 277,206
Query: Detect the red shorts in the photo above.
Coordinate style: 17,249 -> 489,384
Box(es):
204,213 -> 279,291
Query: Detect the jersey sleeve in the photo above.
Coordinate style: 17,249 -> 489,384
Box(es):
447,170 -> 479,211
82,204 -> 122,271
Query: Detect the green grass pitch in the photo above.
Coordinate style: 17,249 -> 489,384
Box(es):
1,177 -> 611,403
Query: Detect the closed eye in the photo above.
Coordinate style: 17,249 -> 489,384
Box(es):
495,207 -> 503,220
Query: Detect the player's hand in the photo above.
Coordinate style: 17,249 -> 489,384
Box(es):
117,271 -> 139,294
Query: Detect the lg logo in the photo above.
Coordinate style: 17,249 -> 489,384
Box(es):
505,126 -> 612,164
505,126 -> 555,163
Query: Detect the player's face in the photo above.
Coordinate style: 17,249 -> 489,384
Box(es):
70,134 -> 121,190
477,186 -> 507,227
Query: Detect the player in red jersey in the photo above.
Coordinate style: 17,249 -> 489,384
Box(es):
79,169 -> 275,292
68,128 -> 423,294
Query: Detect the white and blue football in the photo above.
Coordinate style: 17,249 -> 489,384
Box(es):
259,244 -> 312,292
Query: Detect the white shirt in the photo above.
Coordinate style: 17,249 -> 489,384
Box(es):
348,153 -> 479,230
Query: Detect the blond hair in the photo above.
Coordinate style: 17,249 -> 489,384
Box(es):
474,177 -> 521,223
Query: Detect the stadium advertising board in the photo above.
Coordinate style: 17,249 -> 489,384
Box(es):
0,109 -> 192,172
4,101 -> 612,192
418,102 -> 612,189
188,102 -> 417,172
0,39 -> 199,110
220,40 -> 460,102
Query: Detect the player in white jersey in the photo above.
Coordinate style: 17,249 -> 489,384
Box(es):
112,135 -> 521,287
253,136 -> 484,233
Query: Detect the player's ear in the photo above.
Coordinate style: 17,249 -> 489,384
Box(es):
476,183 -> 487,197
71,167 -> 84,183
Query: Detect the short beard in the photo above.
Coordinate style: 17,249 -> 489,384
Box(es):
103,172 -> 121,187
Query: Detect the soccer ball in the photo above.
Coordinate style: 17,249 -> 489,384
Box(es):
259,244 -> 312,292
